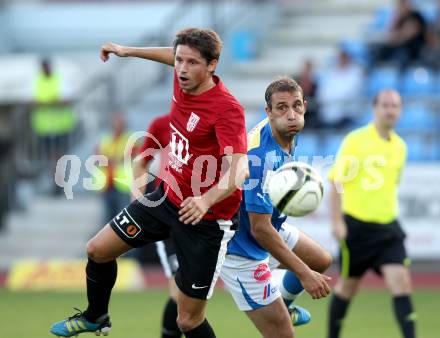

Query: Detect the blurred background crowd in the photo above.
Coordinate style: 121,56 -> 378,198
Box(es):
0,0 -> 439,274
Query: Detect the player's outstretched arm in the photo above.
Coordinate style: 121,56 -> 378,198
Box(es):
100,43 -> 174,66
249,212 -> 331,299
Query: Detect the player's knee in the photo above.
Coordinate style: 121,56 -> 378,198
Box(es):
86,239 -> 109,263
335,278 -> 359,298
176,312 -> 203,332
310,250 -> 333,273
390,272 -> 412,294
317,251 -> 333,273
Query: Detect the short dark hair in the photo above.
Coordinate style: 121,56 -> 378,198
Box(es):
265,76 -> 304,109
173,28 -> 223,64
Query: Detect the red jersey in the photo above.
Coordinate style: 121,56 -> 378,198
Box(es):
164,71 -> 247,221
139,114 -> 170,187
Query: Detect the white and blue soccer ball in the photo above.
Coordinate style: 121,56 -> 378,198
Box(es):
267,162 -> 324,217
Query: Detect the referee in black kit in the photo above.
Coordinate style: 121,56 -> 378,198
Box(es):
327,90 -> 417,338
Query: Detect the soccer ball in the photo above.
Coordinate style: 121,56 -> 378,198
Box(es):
267,162 -> 324,217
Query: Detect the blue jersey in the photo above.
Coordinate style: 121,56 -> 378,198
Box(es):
227,118 -> 296,260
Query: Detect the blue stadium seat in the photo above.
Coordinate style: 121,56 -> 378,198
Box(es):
366,67 -> 399,96
434,140 -> 440,161
420,4 -> 438,24
368,7 -> 393,31
340,39 -> 369,66
404,134 -> 437,162
397,104 -> 437,132
400,67 -> 436,95
405,135 -> 424,161
351,109 -> 372,128
246,109 -> 267,130
230,30 -> 257,61
295,133 -> 318,159
321,133 -> 345,158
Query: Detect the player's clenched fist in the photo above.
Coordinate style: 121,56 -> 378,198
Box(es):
100,43 -> 126,62
300,269 -> 332,300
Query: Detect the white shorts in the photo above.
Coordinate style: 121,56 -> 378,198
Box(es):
220,223 -> 300,311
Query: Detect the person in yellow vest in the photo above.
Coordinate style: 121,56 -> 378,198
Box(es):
327,90 -> 416,338
95,113 -> 132,223
32,58 -> 76,194
32,58 -> 76,149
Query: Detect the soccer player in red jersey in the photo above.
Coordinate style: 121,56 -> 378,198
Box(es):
50,28 -> 248,338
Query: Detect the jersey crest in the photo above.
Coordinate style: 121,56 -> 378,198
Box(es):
186,112 -> 200,132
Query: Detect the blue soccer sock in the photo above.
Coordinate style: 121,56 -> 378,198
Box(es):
279,270 -> 304,307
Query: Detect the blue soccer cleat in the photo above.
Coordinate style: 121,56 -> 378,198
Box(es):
50,308 -> 111,337
289,305 -> 311,326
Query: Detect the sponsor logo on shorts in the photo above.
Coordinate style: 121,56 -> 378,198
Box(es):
112,209 -> 141,239
263,283 -> 278,299
254,263 -> 271,283
263,283 -> 278,300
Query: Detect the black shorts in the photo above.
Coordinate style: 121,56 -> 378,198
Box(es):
146,182 -> 179,278
156,238 -> 178,278
338,214 -> 408,278
110,183 -> 239,299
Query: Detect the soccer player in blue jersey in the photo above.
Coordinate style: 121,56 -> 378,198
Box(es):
220,77 -> 332,338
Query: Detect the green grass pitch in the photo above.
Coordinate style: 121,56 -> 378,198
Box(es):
0,288 -> 438,338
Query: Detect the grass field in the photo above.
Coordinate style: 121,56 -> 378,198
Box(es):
0,288 -> 438,338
